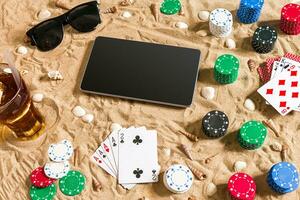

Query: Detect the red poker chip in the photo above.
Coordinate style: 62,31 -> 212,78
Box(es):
280,4 -> 300,35
281,3 -> 300,22
227,173 -> 256,200
30,167 -> 56,188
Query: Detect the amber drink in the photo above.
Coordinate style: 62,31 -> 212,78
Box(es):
0,63 -> 45,140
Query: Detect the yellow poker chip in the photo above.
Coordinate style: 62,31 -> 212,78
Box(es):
160,0 -> 181,15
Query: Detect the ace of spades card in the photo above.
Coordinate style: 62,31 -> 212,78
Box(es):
258,65 -> 300,116
118,128 -> 159,184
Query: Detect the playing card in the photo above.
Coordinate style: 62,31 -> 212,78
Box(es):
284,53 -> 300,63
278,57 -> 300,74
118,128 -> 159,184
270,61 -> 281,79
100,137 -> 118,175
257,56 -> 281,83
91,153 -> 136,189
108,129 -> 121,174
257,65 -> 300,116
91,153 -> 116,177
95,146 -> 116,175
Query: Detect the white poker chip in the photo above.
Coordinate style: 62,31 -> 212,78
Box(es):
44,161 -> 70,179
163,164 -> 193,193
209,8 -> 233,37
48,139 -> 73,162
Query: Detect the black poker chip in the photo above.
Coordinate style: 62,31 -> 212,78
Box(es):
202,110 -> 229,138
251,25 -> 277,54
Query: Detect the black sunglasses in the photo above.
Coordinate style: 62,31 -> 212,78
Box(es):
26,1 -> 101,51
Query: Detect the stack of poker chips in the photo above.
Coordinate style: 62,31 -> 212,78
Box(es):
209,8 -> 233,37
163,164 -> 193,193
251,25 -> 278,54
237,0 -> 264,24
160,0 -> 181,15
237,120 -> 267,150
202,110 -> 229,138
227,173 -> 256,200
214,54 -> 240,84
267,162 -> 300,194
280,3 -> 300,35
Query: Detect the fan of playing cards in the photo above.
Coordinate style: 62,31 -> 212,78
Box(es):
257,53 -> 300,116
91,125 -> 160,190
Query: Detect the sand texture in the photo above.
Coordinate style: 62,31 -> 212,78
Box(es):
0,0 -> 300,199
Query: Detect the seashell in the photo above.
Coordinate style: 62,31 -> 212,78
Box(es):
55,0 -> 71,10
73,148 -> 79,166
201,86 -> 215,100
270,142 -> 282,152
138,197 -> 150,200
122,11 -> 132,18
187,163 -> 206,180
198,10 -> 210,21
103,6 -> 117,14
178,130 -> 199,142
110,123 -> 122,132
196,30 -> 208,37
0,82 -> 4,104
204,153 -> 219,164
181,144 -> 193,160
47,70 -> 63,80
247,59 -> 257,72
263,119 -> 279,137
120,0 -> 133,6
206,182 -> 217,196
175,21 -> 188,29
32,93 -> 44,103
21,70 -> 29,75
179,6 -> 185,16
225,38 -> 236,49
162,148 -> 171,156
38,9 -> 51,20
3,68 -> 12,74
188,196 -> 196,200
281,144 -> 288,161
234,161 -> 247,171
72,106 -> 86,117
244,98 -> 255,111
82,114 -> 94,123
150,3 -> 159,22
92,177 -> 102,191
16,46 -> 28,55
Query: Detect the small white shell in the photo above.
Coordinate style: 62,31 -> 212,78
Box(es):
72,106 -> 86,117
234,161 -> 247,172
17,46 -> 28,55
225,38 -> 236,49
48,70 -> 63,80
162,148 -> 171,157
175,21 -> 188,29
110,123 -> 122,132
270,142 -> 282,152
82,114 -> 94,123
32,93 -> 44,103
3,68 -> 12,74
198,11 -> 210,21
206,182 -> 217,196
197,30 -> 208,37
244,98 -> 256,111
122,11 -> 132,18
201,86 -> 215,100
38,9 -> 51,20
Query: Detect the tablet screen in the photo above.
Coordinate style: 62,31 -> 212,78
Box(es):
81,36 -> 201,107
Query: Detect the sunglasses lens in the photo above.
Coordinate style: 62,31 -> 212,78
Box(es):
31,20 -> 63,51
68,4 -> 101,32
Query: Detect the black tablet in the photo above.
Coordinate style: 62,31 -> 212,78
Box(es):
80,36 -> 201,107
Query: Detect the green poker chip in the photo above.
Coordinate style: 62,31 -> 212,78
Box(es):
238,120 -> 267,150
214,54 -> 239,84
29,184 -> 56,200
160,0 -> 181,15
59,170 -> 86,196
